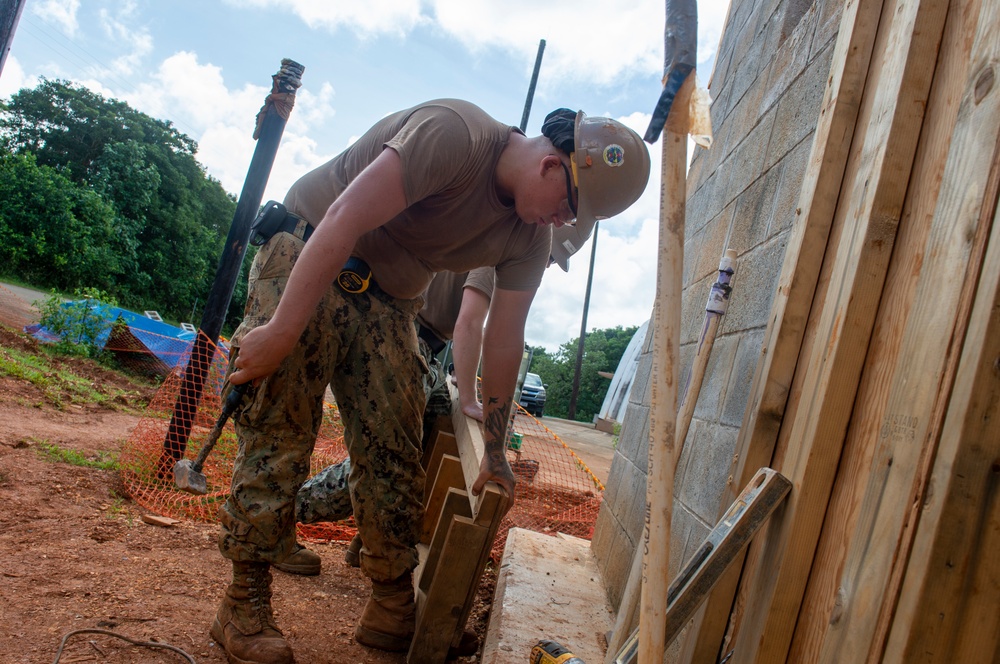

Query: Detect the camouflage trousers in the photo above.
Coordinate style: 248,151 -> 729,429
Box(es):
218,228 -> 427,583
295,335 -> 452,525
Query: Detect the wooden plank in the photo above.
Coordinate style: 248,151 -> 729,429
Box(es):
888,187 -> 1000,663
454,505 -> 503,651
423,429 -> 458,483
417,488 -> 471,598
409,514 -> 489,664
678,0 -> 885,658
422,453 -> 464,544
882,9 -> 1000,658
456,463 -> 507,645
788,0 -> 983,659
448,383 -> 510,520
726,0 -> 947,660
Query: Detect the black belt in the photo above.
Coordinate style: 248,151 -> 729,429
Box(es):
416,323 -> 447,355
250,202 -> 378,294
277,214 -> 315,243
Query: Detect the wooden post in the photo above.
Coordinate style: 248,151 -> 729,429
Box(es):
639,72 -> 692,664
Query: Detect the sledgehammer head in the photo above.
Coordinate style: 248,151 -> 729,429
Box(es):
171,382 -> 250,496
174,458 -> 208,495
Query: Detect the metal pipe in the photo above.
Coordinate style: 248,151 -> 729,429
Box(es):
160,59 -> 304,473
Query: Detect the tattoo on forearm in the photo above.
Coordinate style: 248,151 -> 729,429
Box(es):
484,397 -> 511,447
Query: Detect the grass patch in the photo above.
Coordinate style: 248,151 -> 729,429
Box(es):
0,345 -> 149,411
105,489 -> 133,523
36,440 -> 118,471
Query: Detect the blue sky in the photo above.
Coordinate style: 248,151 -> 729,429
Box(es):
0,0 -> 731,352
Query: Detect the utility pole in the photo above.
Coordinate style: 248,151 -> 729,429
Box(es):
0,0 -> 26,77
520,39 -> 545,133
567,221 -> 599,420
511,38 -> 546,412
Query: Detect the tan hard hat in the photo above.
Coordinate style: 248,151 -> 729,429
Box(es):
571,111 -> 651,241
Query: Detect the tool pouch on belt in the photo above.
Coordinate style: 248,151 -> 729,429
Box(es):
249,201 -> 291,247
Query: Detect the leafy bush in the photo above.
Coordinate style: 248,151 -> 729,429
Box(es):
35,287 -> 118,358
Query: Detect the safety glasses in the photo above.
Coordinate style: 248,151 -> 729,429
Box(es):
560,160 -> 579,224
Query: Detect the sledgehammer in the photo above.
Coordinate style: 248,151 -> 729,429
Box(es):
173,383 -> 249,494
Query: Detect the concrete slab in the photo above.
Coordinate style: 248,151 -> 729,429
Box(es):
482,528 -> 612,664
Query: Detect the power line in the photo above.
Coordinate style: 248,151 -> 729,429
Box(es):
14,14 -> 204,140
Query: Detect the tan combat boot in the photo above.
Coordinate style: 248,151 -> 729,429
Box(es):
211,561 -> 295,664
354,571 -> 480,657
344,533 -> 362,568
354,573 -> 415,652
274,544 -> 321,576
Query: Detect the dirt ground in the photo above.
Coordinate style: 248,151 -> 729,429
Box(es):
0,323 -> 495,664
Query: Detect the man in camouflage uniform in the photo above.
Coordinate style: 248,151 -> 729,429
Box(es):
211,100 -> 649,664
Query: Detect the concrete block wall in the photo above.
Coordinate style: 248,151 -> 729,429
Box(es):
592,0 -> 843,612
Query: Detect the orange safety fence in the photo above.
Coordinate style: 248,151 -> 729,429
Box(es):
0,285 -> 605,556
118,335 -> 351,540
490,411 -> 604,559
113,334 -> 603,557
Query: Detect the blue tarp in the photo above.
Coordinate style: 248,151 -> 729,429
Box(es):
25,301 -> 220,373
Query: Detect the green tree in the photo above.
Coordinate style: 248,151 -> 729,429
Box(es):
0,150 -> 120,290
527,325 -> 640,422
0,79 -> 241,330
0,78 -> 196,181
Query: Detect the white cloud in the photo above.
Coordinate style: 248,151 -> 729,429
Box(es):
97,2 -> 153,77
216,0 -> 729,89
286,81 -> 337,132
431,0 -> 665,87
140,52 -> 261,129
224,0 -> 426,36
0,56 -> 34,99
112,51 -> 337,201
31,0 -> 81,37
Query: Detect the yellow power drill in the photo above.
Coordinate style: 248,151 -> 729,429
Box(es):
530,640 -> 586,664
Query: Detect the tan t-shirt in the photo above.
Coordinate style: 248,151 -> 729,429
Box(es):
416,266 -> 495,342
282,99 -> 551,299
